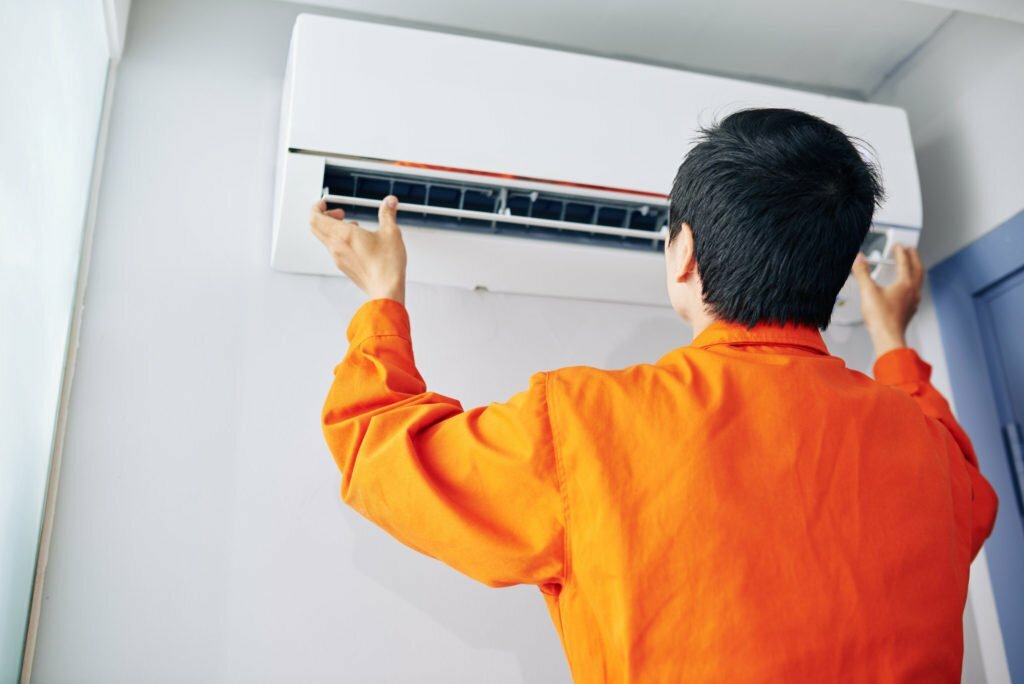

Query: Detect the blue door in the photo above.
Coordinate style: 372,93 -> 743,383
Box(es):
932,210 -> 1024,680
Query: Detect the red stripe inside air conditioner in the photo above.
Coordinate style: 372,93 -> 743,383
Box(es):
391,160 -> 669,200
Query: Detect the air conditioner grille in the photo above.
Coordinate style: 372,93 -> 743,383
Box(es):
320,163 -> 896,261
323,165 -> 669,251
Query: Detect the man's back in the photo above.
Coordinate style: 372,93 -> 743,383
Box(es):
321,302 -> 997,683
545,321 -> 992,681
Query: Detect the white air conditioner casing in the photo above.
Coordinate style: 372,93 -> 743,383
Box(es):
272,14 -> 922,307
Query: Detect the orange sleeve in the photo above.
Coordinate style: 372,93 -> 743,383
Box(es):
874,348 -> 998,559
321,299 -> 566,588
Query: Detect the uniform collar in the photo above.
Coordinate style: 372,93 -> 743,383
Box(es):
690,319 -> 829,355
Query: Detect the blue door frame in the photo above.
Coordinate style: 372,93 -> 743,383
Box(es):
931,210 -> 1024,679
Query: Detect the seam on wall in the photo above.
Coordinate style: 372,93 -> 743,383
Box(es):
969,551 -> 1012,684
868,11 -> 956,99
19,59 -> 120,684
101,0 -> 121,60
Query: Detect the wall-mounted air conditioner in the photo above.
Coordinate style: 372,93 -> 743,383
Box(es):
272,15 -> 922,306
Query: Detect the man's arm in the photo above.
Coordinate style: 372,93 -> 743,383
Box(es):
312,198 -> 567,587
853,247 -> 998,558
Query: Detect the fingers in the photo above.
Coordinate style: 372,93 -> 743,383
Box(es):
893,244 -> 914,284
378,195 -> 400,234
908,247 -> 924,288
310,200 -> 345,220
310,199 -> 326,224
850,253 -> 877,290
310,200 -> 345,222
891,244 -> 926,288
309,201 -> 353,246
309,203 -> 330,242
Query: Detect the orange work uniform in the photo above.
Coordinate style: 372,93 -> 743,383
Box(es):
322,299 -> 998,682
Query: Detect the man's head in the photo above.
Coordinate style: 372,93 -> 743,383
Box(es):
664,108 -> 884,329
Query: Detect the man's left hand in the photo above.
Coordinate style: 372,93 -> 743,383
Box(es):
310,195 -> 407,305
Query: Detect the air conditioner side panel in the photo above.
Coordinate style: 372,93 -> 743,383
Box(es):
272,152 -> 327,273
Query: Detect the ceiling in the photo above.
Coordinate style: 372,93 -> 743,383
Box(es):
906,0 -> 1024,22
283,0 -> 959,98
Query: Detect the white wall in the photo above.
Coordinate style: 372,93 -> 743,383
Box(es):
871,11 -> 1024,684
28,0 -> 973,681
0,1 -> 110,680
872,12 -> 1024,266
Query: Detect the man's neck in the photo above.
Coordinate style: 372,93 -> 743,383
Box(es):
688,309 -> 719,341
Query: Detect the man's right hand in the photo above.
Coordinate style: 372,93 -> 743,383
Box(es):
309,196 -> 408,305
851,244 -> 925,358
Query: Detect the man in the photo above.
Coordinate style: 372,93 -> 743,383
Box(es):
311,109 -> 997,682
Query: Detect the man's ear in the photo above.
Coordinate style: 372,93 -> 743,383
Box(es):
666,223 -> 696,284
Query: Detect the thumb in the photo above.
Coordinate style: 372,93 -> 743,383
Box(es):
378,195 -> 399,234
850,253 -> 876,291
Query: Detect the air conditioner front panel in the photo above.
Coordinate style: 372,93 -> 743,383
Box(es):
287,14 -> 921,230
275,15 -> 923,306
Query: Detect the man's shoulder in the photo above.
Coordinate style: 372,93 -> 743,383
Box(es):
544,356 -> 698,402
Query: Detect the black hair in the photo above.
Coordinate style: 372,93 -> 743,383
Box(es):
669,108 -> 884,329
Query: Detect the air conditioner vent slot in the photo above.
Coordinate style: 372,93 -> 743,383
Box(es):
322,163 -> 670,251
319,161 -> 897,262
